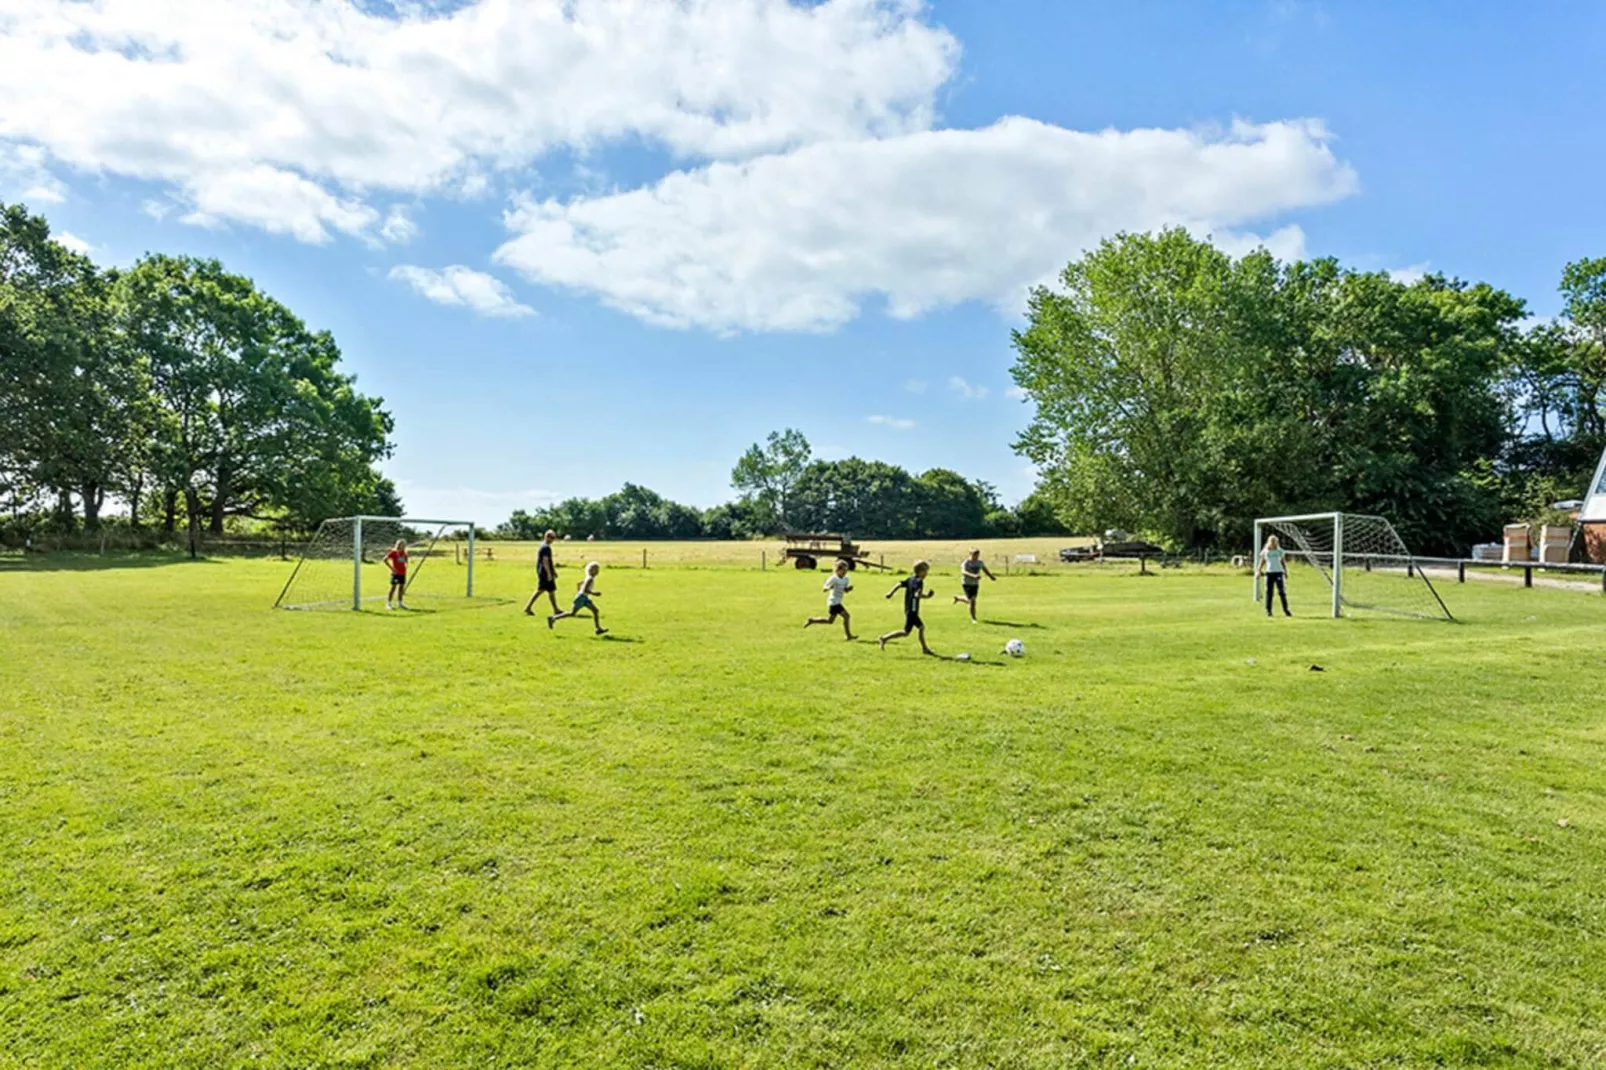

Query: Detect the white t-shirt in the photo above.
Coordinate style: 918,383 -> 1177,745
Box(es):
824,574 -> 851,606
1261,547 -> 1286,574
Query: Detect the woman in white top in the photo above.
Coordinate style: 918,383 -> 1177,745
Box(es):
1259,535 -> 1291,617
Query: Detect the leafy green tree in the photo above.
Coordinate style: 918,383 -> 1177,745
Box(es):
731,428 -> 811,530
117,255 -> 394,534
0,203 -> 151,532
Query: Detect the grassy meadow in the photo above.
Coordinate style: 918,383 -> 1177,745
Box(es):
3,544 -> 1605,1067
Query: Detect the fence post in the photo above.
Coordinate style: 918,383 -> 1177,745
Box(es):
1524,565 -> 1532,588
1458,560 -> 1465,584
761,551 -> 766,571
642,548 -> 647,569
1407,561 -> 1414,578
1600,567 -> 1605,594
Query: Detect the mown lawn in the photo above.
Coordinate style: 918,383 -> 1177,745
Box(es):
2,552 -> 1604,1068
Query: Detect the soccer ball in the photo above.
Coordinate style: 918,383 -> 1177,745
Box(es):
1005,638 -> 1025,657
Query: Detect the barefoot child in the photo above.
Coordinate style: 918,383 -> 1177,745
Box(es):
880,560 -> 936,655
383,539 -> 408,610
523,529 -> 560,616
805,559 -> 857,640
952,547 -> 996,623
549,561 -> 608,635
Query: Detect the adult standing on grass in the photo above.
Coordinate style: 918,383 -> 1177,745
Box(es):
524,529 -> 560,617
805,559 -> 857,640
384,540 -> 409,610
1259,534 -> 1291,618
880,560 -> 936,655
952,548 -> 996,623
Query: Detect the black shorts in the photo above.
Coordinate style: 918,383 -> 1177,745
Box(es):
828,603 -> 848,619
537,576 -> 558,593
962,583 -> 980,600
389,572 -> 406,588
905,612 -> 924,631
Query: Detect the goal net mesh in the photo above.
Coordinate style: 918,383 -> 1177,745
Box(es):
1259,513 -> 1452,621
274,518 -> 475,610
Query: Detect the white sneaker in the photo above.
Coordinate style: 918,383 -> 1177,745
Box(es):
398,602 -> 409,611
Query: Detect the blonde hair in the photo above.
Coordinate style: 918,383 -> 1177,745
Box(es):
834,558 -> 851,571
1265,535 -> 1280,550
586,561 -> 601,574
392,539 -> 406,550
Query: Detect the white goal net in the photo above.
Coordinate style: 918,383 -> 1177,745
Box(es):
274,516 -> 478,610
1253,512 -> 1453,621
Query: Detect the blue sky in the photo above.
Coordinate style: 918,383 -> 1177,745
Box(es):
3,0 -> 1603,525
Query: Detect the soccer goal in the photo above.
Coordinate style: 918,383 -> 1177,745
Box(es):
274,516 -> 477,610
1253,512 -> 1453,621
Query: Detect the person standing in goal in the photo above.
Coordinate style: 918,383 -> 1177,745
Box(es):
1259,534 -> 1291,617
548,562 -> 608,635
805,559 -> 857,640
880,560 -> 936,655
952,548 -> 997,623
523,529 -> 560,617
384,539 -> 409,610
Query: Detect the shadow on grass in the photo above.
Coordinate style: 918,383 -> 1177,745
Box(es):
600,634 -> 644,644
982,619 -> 1045,629
0,552 -> 219,573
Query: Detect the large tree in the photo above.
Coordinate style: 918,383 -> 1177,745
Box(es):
730,428 -> 812,530
1012,229 -> 1523,552
117,255 -> 394,534
0,203 -> 150,531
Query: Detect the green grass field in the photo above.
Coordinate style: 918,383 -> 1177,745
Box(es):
3,548 -> 1605,1068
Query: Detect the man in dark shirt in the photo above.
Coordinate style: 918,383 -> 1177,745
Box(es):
523,529 -> 561,616
879,560 -> 936,655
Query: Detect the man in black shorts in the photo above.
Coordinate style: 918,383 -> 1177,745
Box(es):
523,529 -> 560,616
879,560 -> 936,655
953,547 -> 997,623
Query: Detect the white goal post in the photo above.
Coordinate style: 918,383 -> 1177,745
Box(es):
1252,512 -> 1453,621
274,515 -> 478,610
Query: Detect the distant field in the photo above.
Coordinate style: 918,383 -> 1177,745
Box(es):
3,555 -> 1605,1067
466,536 -> 1094,573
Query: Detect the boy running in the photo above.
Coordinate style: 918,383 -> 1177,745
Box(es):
548,561 -> 608,635
523,529 -> 560,616
880,560 -> 936,655
805,559 -> 857,640
952,548 -> 996,623
383,539 -> 408,610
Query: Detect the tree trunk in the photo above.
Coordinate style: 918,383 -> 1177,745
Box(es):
128,472 -> 144,529
162,489 -> 178,534
81,483 -> 103,532
210,488 -> 227,536
185,486 -> 202,559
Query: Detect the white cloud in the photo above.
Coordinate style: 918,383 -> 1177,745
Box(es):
53,230 -> 92,254
1005,385 -> 1029,400
389,264 -> 534,318
867,414 -> 915,430
904,379 -> 928,393
0,0 -> 956,240
949,376 -> 988,400
1211,223 -> 1309,263
1389,261 -> 1430,284
0,142 -> 65,203
394,482 -> 559,524
380,206 -> 419,245
495,118 -> 1358,332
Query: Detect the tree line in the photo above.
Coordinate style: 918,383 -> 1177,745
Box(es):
1,203 -> 397,543
1011,228 -> 1606,555
494,436 -> 1064,542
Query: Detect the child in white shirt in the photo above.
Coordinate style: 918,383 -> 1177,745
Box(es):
804,559 -> 857,640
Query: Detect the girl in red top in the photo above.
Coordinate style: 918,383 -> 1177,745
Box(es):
384,540 -> 409,610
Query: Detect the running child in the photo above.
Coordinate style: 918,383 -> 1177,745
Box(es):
523,529 -> 560,616
880,560 -> 936,655
548,561 -> 608,635
1259,534 -> 1291,617
952,547 -> 996,623
805,559 -> 857,640
383,539 -> 408,610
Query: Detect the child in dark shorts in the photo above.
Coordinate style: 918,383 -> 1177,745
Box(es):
879,560 -> 935,655
805,559 -> 857,640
